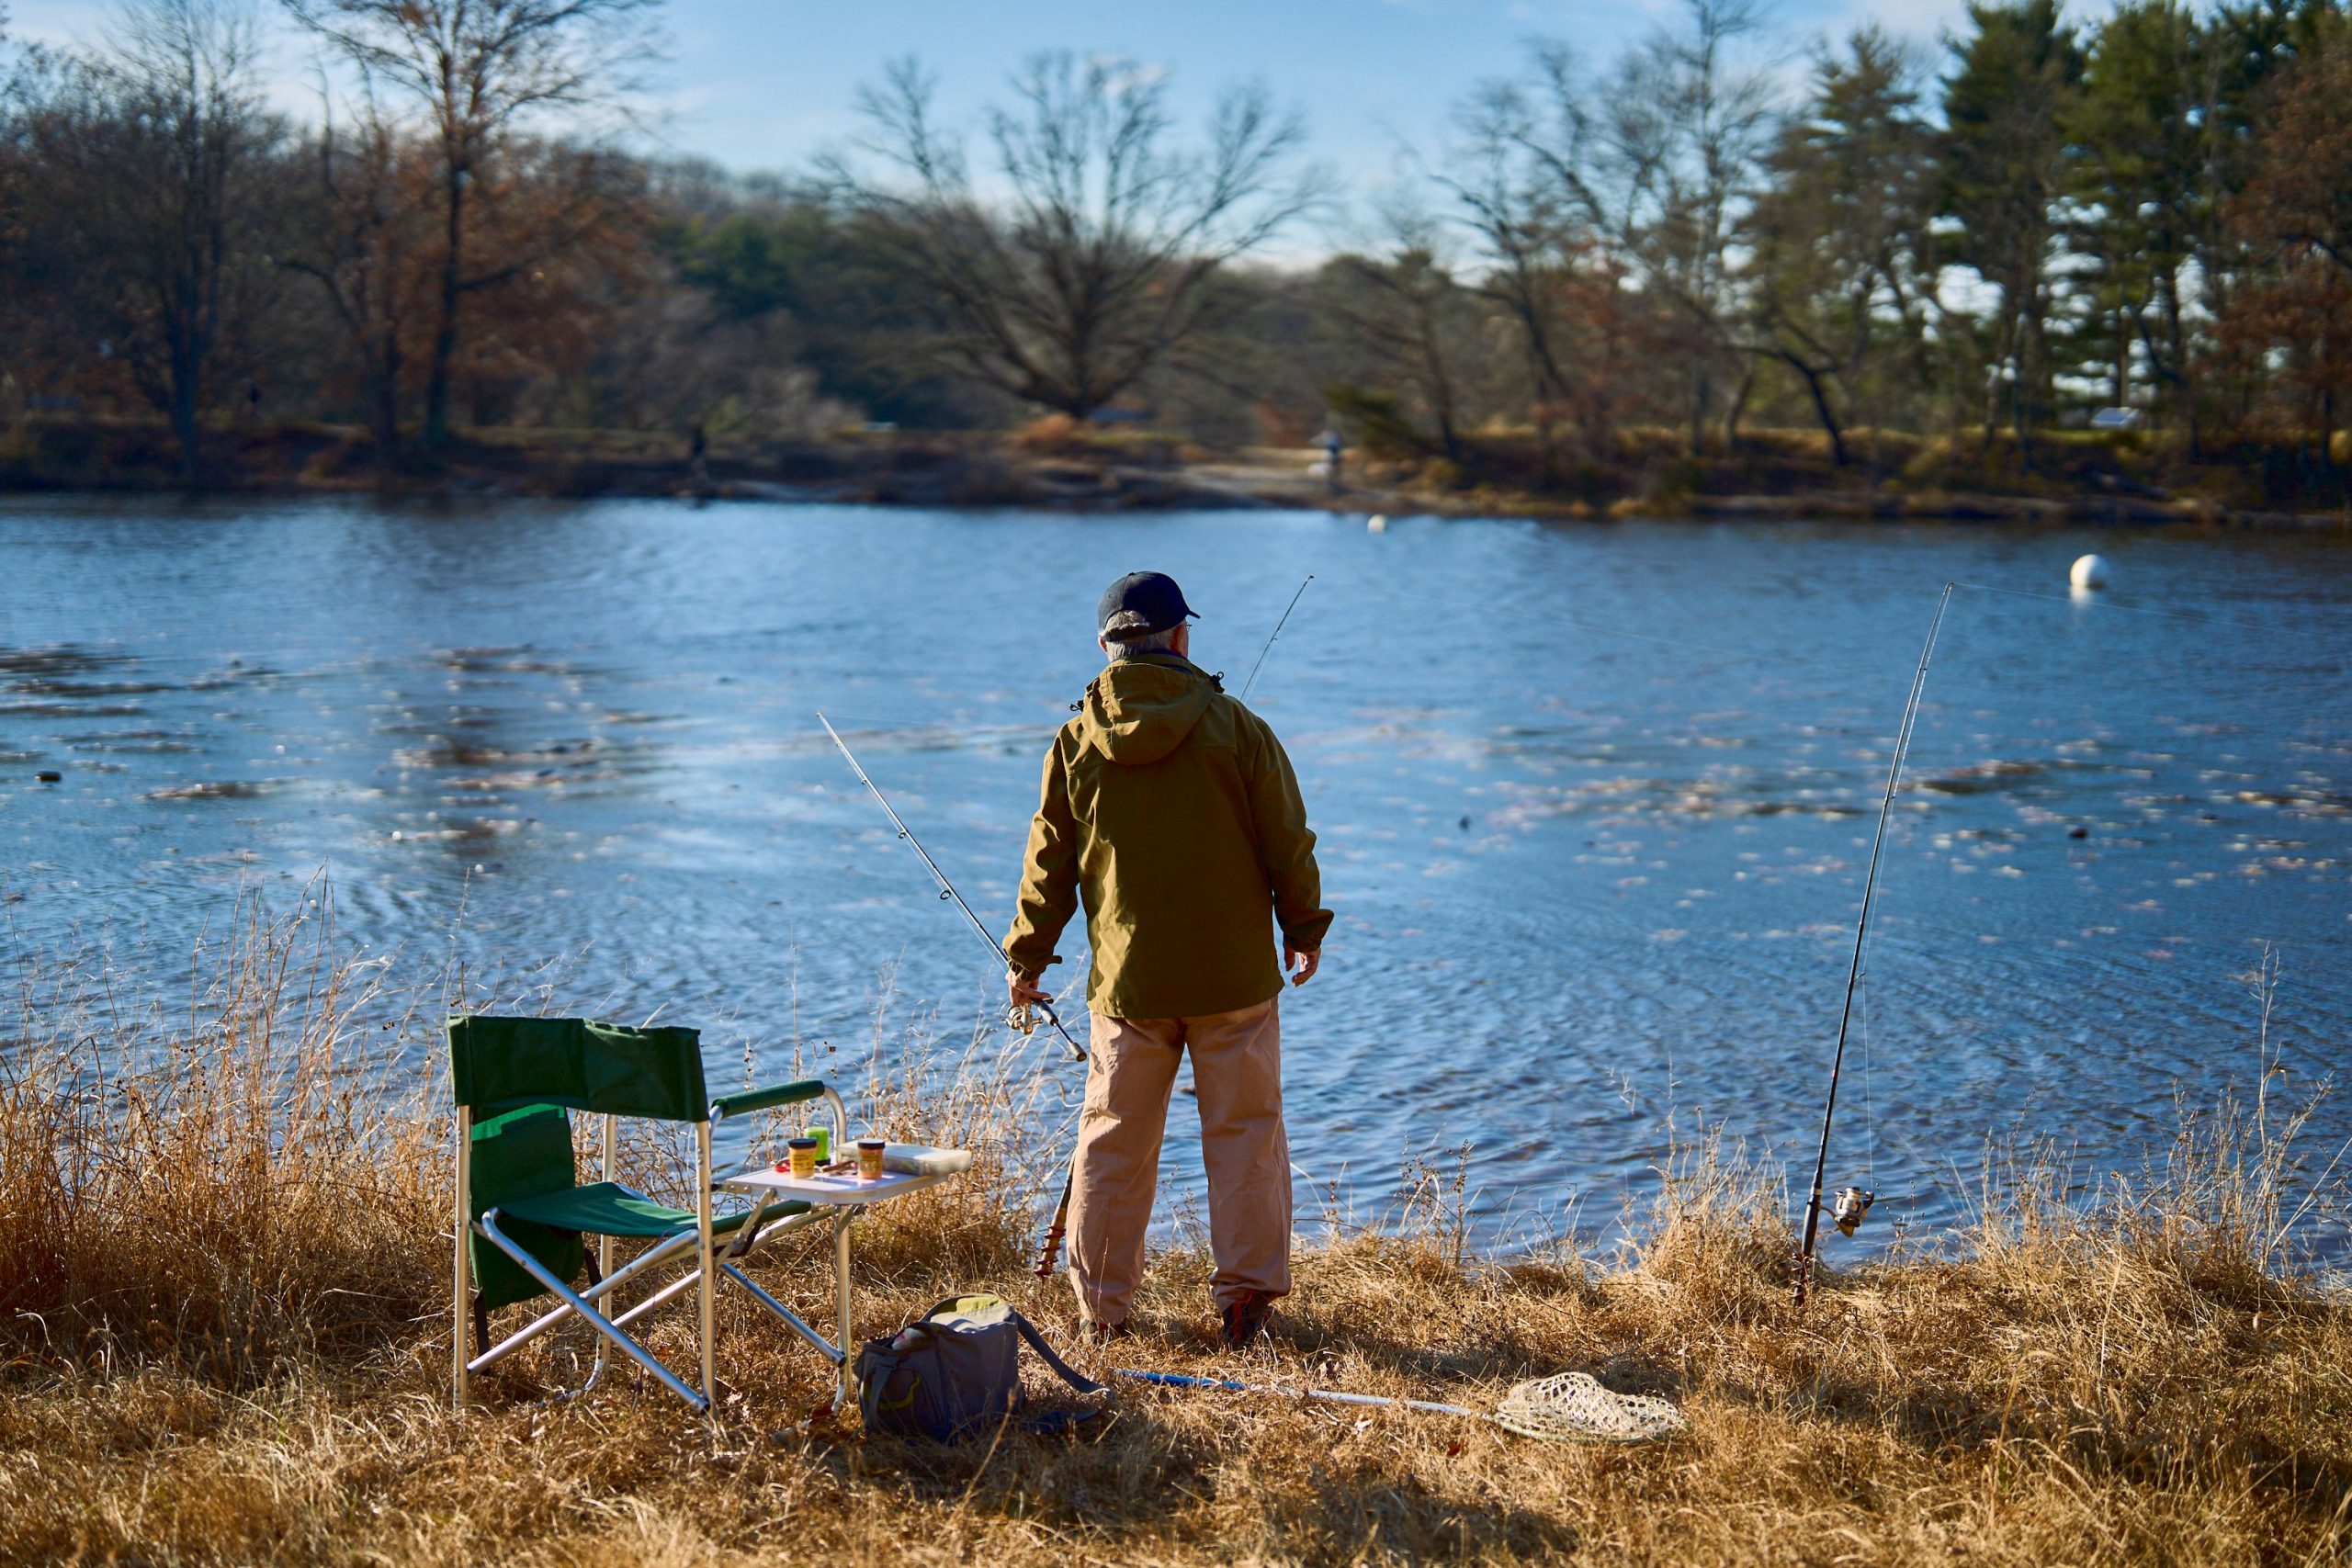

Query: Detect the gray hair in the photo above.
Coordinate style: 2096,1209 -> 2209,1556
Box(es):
1102,624 -> 1184,658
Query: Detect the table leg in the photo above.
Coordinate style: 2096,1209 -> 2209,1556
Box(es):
834,1207 -> 854,1414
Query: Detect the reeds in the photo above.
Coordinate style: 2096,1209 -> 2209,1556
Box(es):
0,889 -> 445,1382
1,904 -> 2346,1566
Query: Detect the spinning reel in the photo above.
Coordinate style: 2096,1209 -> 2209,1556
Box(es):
1827,1186 -> 1875,1237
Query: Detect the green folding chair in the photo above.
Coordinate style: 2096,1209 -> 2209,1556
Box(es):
448,1014 -> 851,1416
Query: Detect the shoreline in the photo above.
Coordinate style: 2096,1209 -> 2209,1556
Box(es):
4,856 -> 2347,1565
4,417 -> 2347,531
7,999 -> 2347,1564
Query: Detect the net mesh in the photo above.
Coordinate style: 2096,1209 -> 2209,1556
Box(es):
1490,1372 -> 1687,1444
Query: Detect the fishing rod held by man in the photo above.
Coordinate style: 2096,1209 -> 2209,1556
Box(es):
1238,575 -> 1311,703
1004,570 -> 1333,1351
819,712 -> 1087,1063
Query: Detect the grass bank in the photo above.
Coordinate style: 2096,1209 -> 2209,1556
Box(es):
1307,420 -> 2352,526
4,413 -> 2348,528
2,903 -> 2348,1565
0,416 -> 1227,511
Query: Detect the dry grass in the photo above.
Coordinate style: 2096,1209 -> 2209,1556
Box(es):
2,907 -> 2348,1566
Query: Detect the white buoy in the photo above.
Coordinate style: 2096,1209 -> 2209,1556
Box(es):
2070,553 -> 2109,590
1367,513 -> 1388,533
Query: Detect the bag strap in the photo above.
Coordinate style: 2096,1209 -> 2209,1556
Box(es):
999,1305 -> 1107,1397
914,1292 -> 1107,1397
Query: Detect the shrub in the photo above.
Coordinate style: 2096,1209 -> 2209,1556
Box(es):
1012,412 -> 1094,458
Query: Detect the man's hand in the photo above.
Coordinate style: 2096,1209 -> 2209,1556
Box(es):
1284,943 -> 1320,987
1008,970 -> 1052,1010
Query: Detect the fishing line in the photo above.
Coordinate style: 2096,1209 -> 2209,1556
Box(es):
1859,966 -> 1876,1186
1794,581 -> 1952,1308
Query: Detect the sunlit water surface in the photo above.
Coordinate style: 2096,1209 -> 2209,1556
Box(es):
5,498 -> 2347,1261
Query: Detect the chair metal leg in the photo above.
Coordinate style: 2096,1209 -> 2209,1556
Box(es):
567,1247 -> 606,1398
549,1242 -> 751,1347
610,1267 -> 704,1329
452,1108 -> 473,1410
469,1203 -> 820,1377
622,1201 -> 820,1344
604,1201 -> 841,1364
597,1112 -> 616,1388
696,1121 -> 718,1413
469,1224 -> 701,1373
480,1212 -> 709,1412
468,1171 -> 851,1420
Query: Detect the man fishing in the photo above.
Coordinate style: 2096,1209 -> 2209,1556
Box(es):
1006,570 -> 1332,1350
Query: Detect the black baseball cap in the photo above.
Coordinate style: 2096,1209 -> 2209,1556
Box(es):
1097,570 -> 1199,638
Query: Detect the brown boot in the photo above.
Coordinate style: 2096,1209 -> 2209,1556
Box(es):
1218,1290 -> 1274,1351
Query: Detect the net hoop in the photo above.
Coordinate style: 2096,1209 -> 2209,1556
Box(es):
1490,1372 -> 1687,1445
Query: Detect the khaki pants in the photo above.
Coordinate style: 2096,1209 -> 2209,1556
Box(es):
1066,998 -> 1292,1325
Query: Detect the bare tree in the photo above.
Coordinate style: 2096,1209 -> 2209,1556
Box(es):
282,0 -> 661,449
282,74 -> 422,457
1319,205 -> 1480,459
0,13 -> 50,420
1440,67 -> 1589,473
1498,2 -> 1783,452
18,0 -> 284,480
842,52 -> 1322,419
0,6 -> 27,303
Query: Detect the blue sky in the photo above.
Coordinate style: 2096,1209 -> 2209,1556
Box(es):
11,0 -> 1981,202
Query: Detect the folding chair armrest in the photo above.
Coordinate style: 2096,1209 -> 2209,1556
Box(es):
710,1077 -> 828,1121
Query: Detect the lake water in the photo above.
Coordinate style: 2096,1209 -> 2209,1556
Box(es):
4,497 -> 2347,1261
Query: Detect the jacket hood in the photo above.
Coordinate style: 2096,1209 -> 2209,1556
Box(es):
1079,654 -> 1221,765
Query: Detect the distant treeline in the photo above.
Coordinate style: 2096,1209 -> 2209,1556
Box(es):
1,0 -> 2347,501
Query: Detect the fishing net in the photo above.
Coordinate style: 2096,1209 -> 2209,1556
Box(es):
1490,1372 -> 1688,1444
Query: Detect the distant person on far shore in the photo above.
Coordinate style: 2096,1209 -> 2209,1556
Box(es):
1318,426 -> 1342,493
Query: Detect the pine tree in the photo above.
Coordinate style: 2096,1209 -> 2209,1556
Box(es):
1939,0 -> 2084,455
1744,28 -> 1939,464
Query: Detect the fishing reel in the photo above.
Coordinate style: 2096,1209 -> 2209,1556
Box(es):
1792,1187 -> 1878,1308
1827,1186 -> 1875,1237
1006,1000 -> 1040,1036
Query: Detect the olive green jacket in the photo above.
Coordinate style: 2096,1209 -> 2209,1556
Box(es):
1004,651 -> 1332,1020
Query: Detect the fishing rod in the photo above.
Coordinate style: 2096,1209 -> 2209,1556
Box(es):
1238,575 -> 1312,703
817,712 -> 1088,1064
1792,582 -> 1952,1309
1033,576 -> 1320,1279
